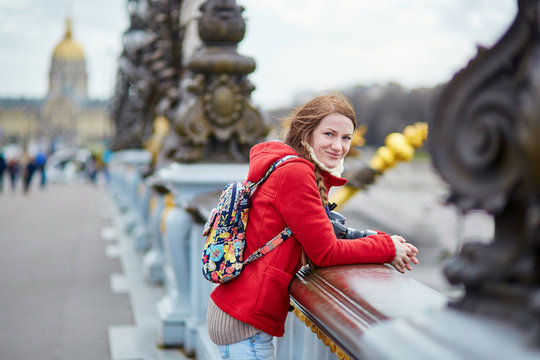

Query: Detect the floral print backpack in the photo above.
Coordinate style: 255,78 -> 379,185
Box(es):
202,155 -> 297,283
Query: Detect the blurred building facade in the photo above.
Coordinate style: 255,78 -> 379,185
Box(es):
0,18 -> 113,148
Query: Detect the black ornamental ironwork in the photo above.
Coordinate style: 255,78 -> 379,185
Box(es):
110,0 -> 184,151
429,0 -> 540,341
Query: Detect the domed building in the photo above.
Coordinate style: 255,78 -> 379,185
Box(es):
49,18 -> 88,99
0,18 -> 113,149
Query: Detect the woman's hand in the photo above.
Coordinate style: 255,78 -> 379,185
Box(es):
390,235 -> 419,273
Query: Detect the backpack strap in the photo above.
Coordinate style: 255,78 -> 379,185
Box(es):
243,154 -> 298,265
243,227 -> 293,265
249,155 -> 298,194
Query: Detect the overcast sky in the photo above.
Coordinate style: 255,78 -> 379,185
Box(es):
0,0 -> 517,109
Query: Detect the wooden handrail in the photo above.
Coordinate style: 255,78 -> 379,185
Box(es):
289,264 -> 448,359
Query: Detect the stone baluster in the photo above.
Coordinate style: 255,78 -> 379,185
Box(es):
155,162 -> 247,352
142,185 -> 168,284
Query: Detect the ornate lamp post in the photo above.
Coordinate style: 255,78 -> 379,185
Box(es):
166,0 -> 268,162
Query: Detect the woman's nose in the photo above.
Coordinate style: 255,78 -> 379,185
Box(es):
331,139 -> 341,150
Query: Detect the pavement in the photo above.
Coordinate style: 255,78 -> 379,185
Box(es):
0,180 -> 130,359
0,179 -> 187,360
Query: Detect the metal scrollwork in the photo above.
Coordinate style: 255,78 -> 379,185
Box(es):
429,0 -> 540,339
203,74 -> 243,129
110,0 -> 184,152
430,42 -> 524,214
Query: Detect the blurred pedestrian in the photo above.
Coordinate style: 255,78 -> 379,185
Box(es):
7,157 -> 19,191
21,151 -> 36,195
87,155 -> 98,185
102,149 -> 112,183
35,150 -> 47,188
0,151 -> 6,193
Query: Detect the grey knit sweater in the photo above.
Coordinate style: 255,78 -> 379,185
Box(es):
207,297 -> 259,345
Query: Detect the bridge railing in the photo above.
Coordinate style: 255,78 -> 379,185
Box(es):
107,153 -> 448,360
281,265 -> 446,360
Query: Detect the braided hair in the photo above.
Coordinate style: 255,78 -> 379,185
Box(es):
283,92 -> 357,206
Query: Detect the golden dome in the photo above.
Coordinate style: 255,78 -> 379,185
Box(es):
53,18 -> 84,60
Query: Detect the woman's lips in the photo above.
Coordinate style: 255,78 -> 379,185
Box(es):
326,152 -> 341,159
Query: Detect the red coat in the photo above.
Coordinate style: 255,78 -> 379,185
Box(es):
210,141 -> 395,337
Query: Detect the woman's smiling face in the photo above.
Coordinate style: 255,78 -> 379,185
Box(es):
309,112 -> 355,169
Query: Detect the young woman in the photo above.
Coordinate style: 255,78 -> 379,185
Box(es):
207,92 -> 418,359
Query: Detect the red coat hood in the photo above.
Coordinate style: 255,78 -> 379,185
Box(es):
248,141 -> 347,188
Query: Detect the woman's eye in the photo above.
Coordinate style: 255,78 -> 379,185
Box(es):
324,132 -> 333,137
343,136 -> 352,141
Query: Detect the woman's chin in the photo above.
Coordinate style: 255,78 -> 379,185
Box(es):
322,160 -> 340,168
